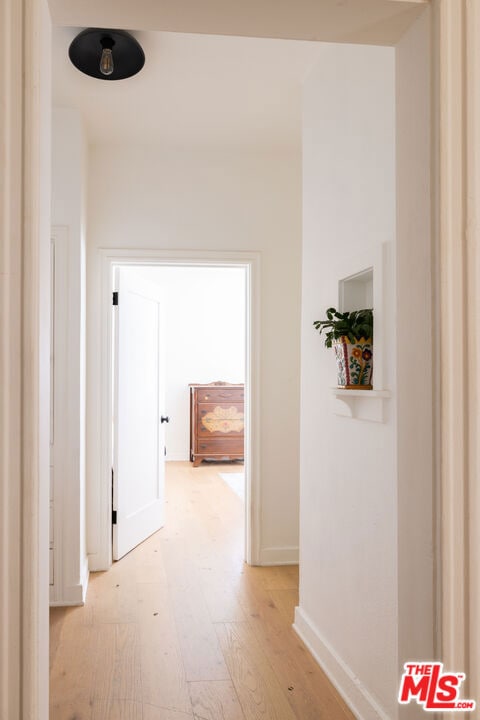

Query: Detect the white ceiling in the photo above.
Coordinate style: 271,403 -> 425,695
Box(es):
51,0 -> 427,148
52,28 -> 324,148
48,0 -> 426,45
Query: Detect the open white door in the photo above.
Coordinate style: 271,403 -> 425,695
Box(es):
113,268 -> 167,560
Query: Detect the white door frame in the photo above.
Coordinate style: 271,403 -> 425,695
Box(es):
96,248 -> 261,569
1,0 -> 52,718
436,0 -> 480,702
4,1 -> 480,717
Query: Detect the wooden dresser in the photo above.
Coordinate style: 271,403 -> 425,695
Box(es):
189,382 -> 244,467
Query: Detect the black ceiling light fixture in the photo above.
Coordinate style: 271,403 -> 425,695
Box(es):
69,28 -> 145,80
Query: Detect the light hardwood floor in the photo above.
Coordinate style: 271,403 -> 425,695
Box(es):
50,462 -> 355,720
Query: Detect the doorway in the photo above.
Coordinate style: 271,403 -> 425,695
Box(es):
98,249 -> 261,569
111,263 -> 248,561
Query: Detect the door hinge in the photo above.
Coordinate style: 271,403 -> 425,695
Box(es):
111,468 -> 116,525
164,446 -> 167,457
112,291 -> 118,306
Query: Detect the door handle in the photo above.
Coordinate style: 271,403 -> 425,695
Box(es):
160,415 -> 170,424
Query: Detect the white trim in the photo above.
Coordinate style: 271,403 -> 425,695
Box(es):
465,0 -> 480,704
426,0 -> 480,705
437,0 -> 468,681
49,226 -> 90,606
258,546 -> 299,565
50,555 -> 90,607
0,0 -> 52,717
331,389 -> 391,399
91,248 -> 261,571
50,597 -> 86,607
80,555 -> 90,602
49,582 -> 88,607
0,0 -> 23,711
436,0 -> 480,706
49,553 -> 89,607
49,227 -> 68,605
293,606 -> 391,720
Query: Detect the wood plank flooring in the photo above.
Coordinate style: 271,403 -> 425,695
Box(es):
50,462 -> 355,720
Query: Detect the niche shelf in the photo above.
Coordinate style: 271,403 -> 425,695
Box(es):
330,244 -> 391,422
331,388 -> 391,423
339,267 -> 373,311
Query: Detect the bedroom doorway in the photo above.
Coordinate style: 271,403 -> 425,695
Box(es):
100,251 -> 260,567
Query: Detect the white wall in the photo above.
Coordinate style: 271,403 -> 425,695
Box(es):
395,7 -> 434,690
135,265 -> 246,461
87,146 -> 302,568
51,108 -> 89,603
296,16 -> 434,720
297,44 -> 398,719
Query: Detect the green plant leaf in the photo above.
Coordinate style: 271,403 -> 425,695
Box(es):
313,307 -> 373,348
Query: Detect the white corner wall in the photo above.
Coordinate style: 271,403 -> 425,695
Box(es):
297,44 -> 398,719
297,14 -> 434,720
86,146 -> 302,568
51,108 -> 89,604
134,265 -> 246,461
395,6 -> 434,686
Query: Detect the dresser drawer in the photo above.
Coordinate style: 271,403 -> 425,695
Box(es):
197,403 -> 244,437
195,437 -> 244,456
196,387 -> 244,403
190,383 -> 245,466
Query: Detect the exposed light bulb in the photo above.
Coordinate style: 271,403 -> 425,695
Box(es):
100,47 -> 114,76
99,37 -> 115,76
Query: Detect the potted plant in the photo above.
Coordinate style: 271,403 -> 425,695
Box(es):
313,307 -> 373,389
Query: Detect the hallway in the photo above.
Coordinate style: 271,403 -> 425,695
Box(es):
50,462 -> 354,720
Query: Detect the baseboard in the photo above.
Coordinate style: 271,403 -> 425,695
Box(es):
88,551 -> 110,572
259,546 -> 299,565
49,596 -> 84,607
49,556 -> 90,607
293,606 -> 392,720
49,582 -> 86,607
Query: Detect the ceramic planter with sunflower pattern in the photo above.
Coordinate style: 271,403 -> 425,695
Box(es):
333,336 -> 373,389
